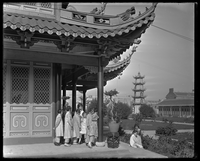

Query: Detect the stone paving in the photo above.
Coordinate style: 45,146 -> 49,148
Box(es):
3,141 -> 167,158
3,121 -> 194,158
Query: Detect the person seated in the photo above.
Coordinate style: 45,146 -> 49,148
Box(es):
130,125 -> 143,148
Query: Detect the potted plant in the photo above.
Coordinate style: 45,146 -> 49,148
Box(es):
105,89 -> 120,133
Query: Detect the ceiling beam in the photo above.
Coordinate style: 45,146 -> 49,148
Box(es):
63,67 -> 90,84
4,47 -> 108,67
65,85 -> 96,91
68,79 -> 107,86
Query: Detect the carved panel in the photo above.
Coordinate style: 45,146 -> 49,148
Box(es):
32,131 -> 51,136
10,132 -> 29,136
3,112 -> 6,134
10,113 -> 29,131
10,106 -> 28,111
33,106 -> 50,110
33,113 -> 50,130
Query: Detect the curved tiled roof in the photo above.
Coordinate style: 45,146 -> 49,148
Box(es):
157,99 -> 194,107
84,51 -> 133,74
81,50 -> 133,82
3,3 -> 156,39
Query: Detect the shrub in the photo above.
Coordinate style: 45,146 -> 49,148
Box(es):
139,104 -> 156,119
162,117 -> 169,123
87,98 -> 107,117
156,125 -> 177,136
120,132 -> 194,158
114,102 -> 132,119
118,125 -> 125,136
131,113 -> 143,125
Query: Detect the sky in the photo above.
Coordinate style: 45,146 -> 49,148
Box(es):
65,2 -> 194,104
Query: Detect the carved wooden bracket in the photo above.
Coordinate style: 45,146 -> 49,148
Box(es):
54,35 -> 75,52
12,30 -> 35,48
97,39 -> 119,56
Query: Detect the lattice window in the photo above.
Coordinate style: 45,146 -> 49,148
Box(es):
11,66 -> 29,104
3,66 -> 7,104
40,3 -> 52,8
34,68 -> 50,104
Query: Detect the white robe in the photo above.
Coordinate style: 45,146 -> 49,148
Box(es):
64,111 -> 73,139
130,134 -> 143,148
55,113 -> 63,137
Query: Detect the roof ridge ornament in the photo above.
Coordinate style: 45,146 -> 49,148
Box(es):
90,2 -> 107,15
118,6 -> 136,21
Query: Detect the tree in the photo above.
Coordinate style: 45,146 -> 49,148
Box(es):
114,102 -> 132,119
86,98 -> 107,117
139,104 -> 156,119
104,89 -> 120,123
104,89 -> 119,101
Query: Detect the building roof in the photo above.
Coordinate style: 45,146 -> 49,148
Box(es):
174,92 -> 194,98
82,50 -> 133,81
3,4 -> 156,39
157,99 -> 194,107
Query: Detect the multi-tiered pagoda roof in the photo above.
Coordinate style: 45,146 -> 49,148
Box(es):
3,3 -> 157,90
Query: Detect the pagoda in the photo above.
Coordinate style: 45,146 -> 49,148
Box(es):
3,2 -> 157,144
132,72 -> 146,113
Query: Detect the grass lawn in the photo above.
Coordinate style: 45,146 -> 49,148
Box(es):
120,119 -> 194,131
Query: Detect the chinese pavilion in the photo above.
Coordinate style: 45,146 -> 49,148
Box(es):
3,3 -> 157,144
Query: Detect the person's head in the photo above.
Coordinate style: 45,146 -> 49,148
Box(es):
57,109 -> 62,114
90,108 -> 94,114
82,112 -> 86,118
77,103 -> 83,110
132,124 -> 141,135
132,129 -> 139,137
76,108 -> 80,114
66,106 -> 72,112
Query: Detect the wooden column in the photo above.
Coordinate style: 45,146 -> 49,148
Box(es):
56,64 -> 62,112
179,106 -> 182,117
97,57 -> 103,142
170,106 -> 172,116
190,106 -> 192,117
72,69 -> 77,113
83,89 -> 86,112
62,83 -> 66,109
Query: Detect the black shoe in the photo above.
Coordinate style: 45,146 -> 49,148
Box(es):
54,142 -> 61,146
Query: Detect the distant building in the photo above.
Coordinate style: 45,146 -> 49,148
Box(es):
157,88 -> 194,117
132,72 -> 146,114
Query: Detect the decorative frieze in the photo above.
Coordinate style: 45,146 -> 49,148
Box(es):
10,132 -> 29,136
32,131 -> 50,136
34,107 -> 49,110
11,107 -> 28,110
